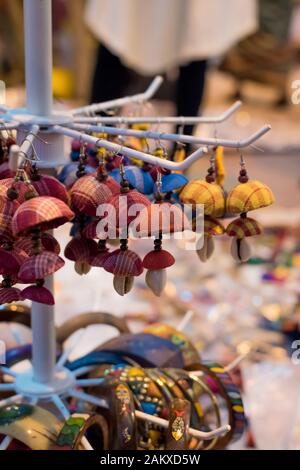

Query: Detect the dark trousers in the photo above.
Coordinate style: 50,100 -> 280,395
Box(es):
91,44 -> 207,136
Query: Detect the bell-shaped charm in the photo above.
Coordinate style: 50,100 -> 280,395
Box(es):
231,237 -> 251,262
74,260 -> 91,275
196,234 -> 214,262
145,269 -> 167,296
113,274 -> 134,296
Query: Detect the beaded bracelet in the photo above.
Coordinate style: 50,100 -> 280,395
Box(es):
105,365 -> 168,449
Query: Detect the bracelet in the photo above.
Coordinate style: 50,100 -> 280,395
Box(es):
0,304 -> 31,327
143,323 -> 201,368
163,368 -> 221,450
52,413 -> 109,450
105,365 -> 168,449
188,361 -> 246,448
57,311 -> 130,344
85,377 -> 138,450
165,398 -> 191,450
99,332 -> 192,368
0,403 -> 62,450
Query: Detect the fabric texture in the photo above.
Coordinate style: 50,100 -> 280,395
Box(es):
12,196 -> 74,236
226,180 -> 275,215
226,216 -> 262,238
103,248 -> 143,276
180,180 -> 225,217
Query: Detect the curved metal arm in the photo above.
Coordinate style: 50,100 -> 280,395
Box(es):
70,122 -> 271,149
136,410 -> 231,440
54,125 -> 208,171
71,75 -> 163,116
17,123 -> 40,157
72,101 -> 242,125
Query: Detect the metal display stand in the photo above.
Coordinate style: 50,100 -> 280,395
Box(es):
0,0 -> 271,450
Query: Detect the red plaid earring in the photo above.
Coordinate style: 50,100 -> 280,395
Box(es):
103,161 -> 149,295
134,172 -> 189,296
65,143 -> 119,274
11,190 -> 73,304
226,153 -> 274,262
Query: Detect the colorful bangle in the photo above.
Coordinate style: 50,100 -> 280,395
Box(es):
52,413 -> 109,450
162,368 -> 221,450
188,361 -> 246,448
85,378 -> 138,450
105,365 -> 168,449
99,332 -> 195,368
143,323 -> 201,368
0,403 -> 62,450
165,398 -> 191,451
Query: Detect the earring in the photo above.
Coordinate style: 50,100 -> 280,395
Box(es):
226,153 -> 274,262
181,148 -> 225,263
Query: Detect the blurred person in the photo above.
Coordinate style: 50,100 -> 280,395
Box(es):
85,0 -> 257,136
220,0 -> 296,106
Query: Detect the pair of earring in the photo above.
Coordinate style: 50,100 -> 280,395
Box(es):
180,147 -> 275,263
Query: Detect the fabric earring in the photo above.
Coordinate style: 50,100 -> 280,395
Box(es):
103,162 -> 148,295
226,154 -> 274,262
134,172 -> 188,296
180,149 -> 225,263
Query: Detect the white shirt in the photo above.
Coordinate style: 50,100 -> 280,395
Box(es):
85,0 -> 258,75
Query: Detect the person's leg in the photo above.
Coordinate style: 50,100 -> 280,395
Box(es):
90,43 -> 131,104
175,59 -> 207,136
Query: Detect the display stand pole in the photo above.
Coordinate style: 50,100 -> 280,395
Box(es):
24,0 -> 55,384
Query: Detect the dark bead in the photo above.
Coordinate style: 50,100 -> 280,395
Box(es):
120,239 -> 128,251
240,169 -> 247,176
36,279 -> 44,287
206,175 -> 215,183
7,187 -> 19,200
238,175 -> 249,183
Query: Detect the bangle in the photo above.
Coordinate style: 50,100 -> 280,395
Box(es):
105,365 -> 167,449
163,368 -> 221,450
0,403 -> 62,450
188,361 -> 246,448
165,398 -> 191,450
85,378 -> 138,450
0,304 -> 31,327
52,413 -> 109,450
143,323 -> 201,368
57,311 -> 130,344
100,332 -> 196,368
